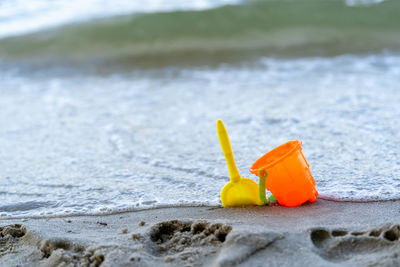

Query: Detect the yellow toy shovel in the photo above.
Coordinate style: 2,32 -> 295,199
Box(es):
217,120 -> 261,207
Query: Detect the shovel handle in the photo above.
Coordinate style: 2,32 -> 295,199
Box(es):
258,169 -> 270,205
217,120 -> 241,183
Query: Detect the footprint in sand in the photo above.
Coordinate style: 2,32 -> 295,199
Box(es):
0,224 -> 27,257
39,236 -> 104,266
0,223 -> 104,266
310,224 -> 400,262
144,220 -> 232,264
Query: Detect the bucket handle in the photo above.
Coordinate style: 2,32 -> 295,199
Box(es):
257,169 -> 274,205
258,169 -> 277,205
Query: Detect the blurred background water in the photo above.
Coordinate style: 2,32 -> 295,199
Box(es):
0,0 -> 399,217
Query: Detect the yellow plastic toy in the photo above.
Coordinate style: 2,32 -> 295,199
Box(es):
217,120 -> 261,207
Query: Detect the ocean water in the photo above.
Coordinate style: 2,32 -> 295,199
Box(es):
0,0 -> 242,38
1,0 -> 400,218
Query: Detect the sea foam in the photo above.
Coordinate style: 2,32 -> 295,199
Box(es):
1,54 -> 399,217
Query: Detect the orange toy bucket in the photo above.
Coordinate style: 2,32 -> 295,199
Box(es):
250,140 -> 318,207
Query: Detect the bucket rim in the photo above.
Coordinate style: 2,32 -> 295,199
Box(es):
250,140 -> 302,174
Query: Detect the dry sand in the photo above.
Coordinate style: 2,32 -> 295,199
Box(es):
1,199 -> 400,266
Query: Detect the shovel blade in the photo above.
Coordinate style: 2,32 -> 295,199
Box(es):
221,178 -> 261,207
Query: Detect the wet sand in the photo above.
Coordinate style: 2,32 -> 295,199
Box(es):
1,199 -> 400,266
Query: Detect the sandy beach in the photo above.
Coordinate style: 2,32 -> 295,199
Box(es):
1,199 -> 400,266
